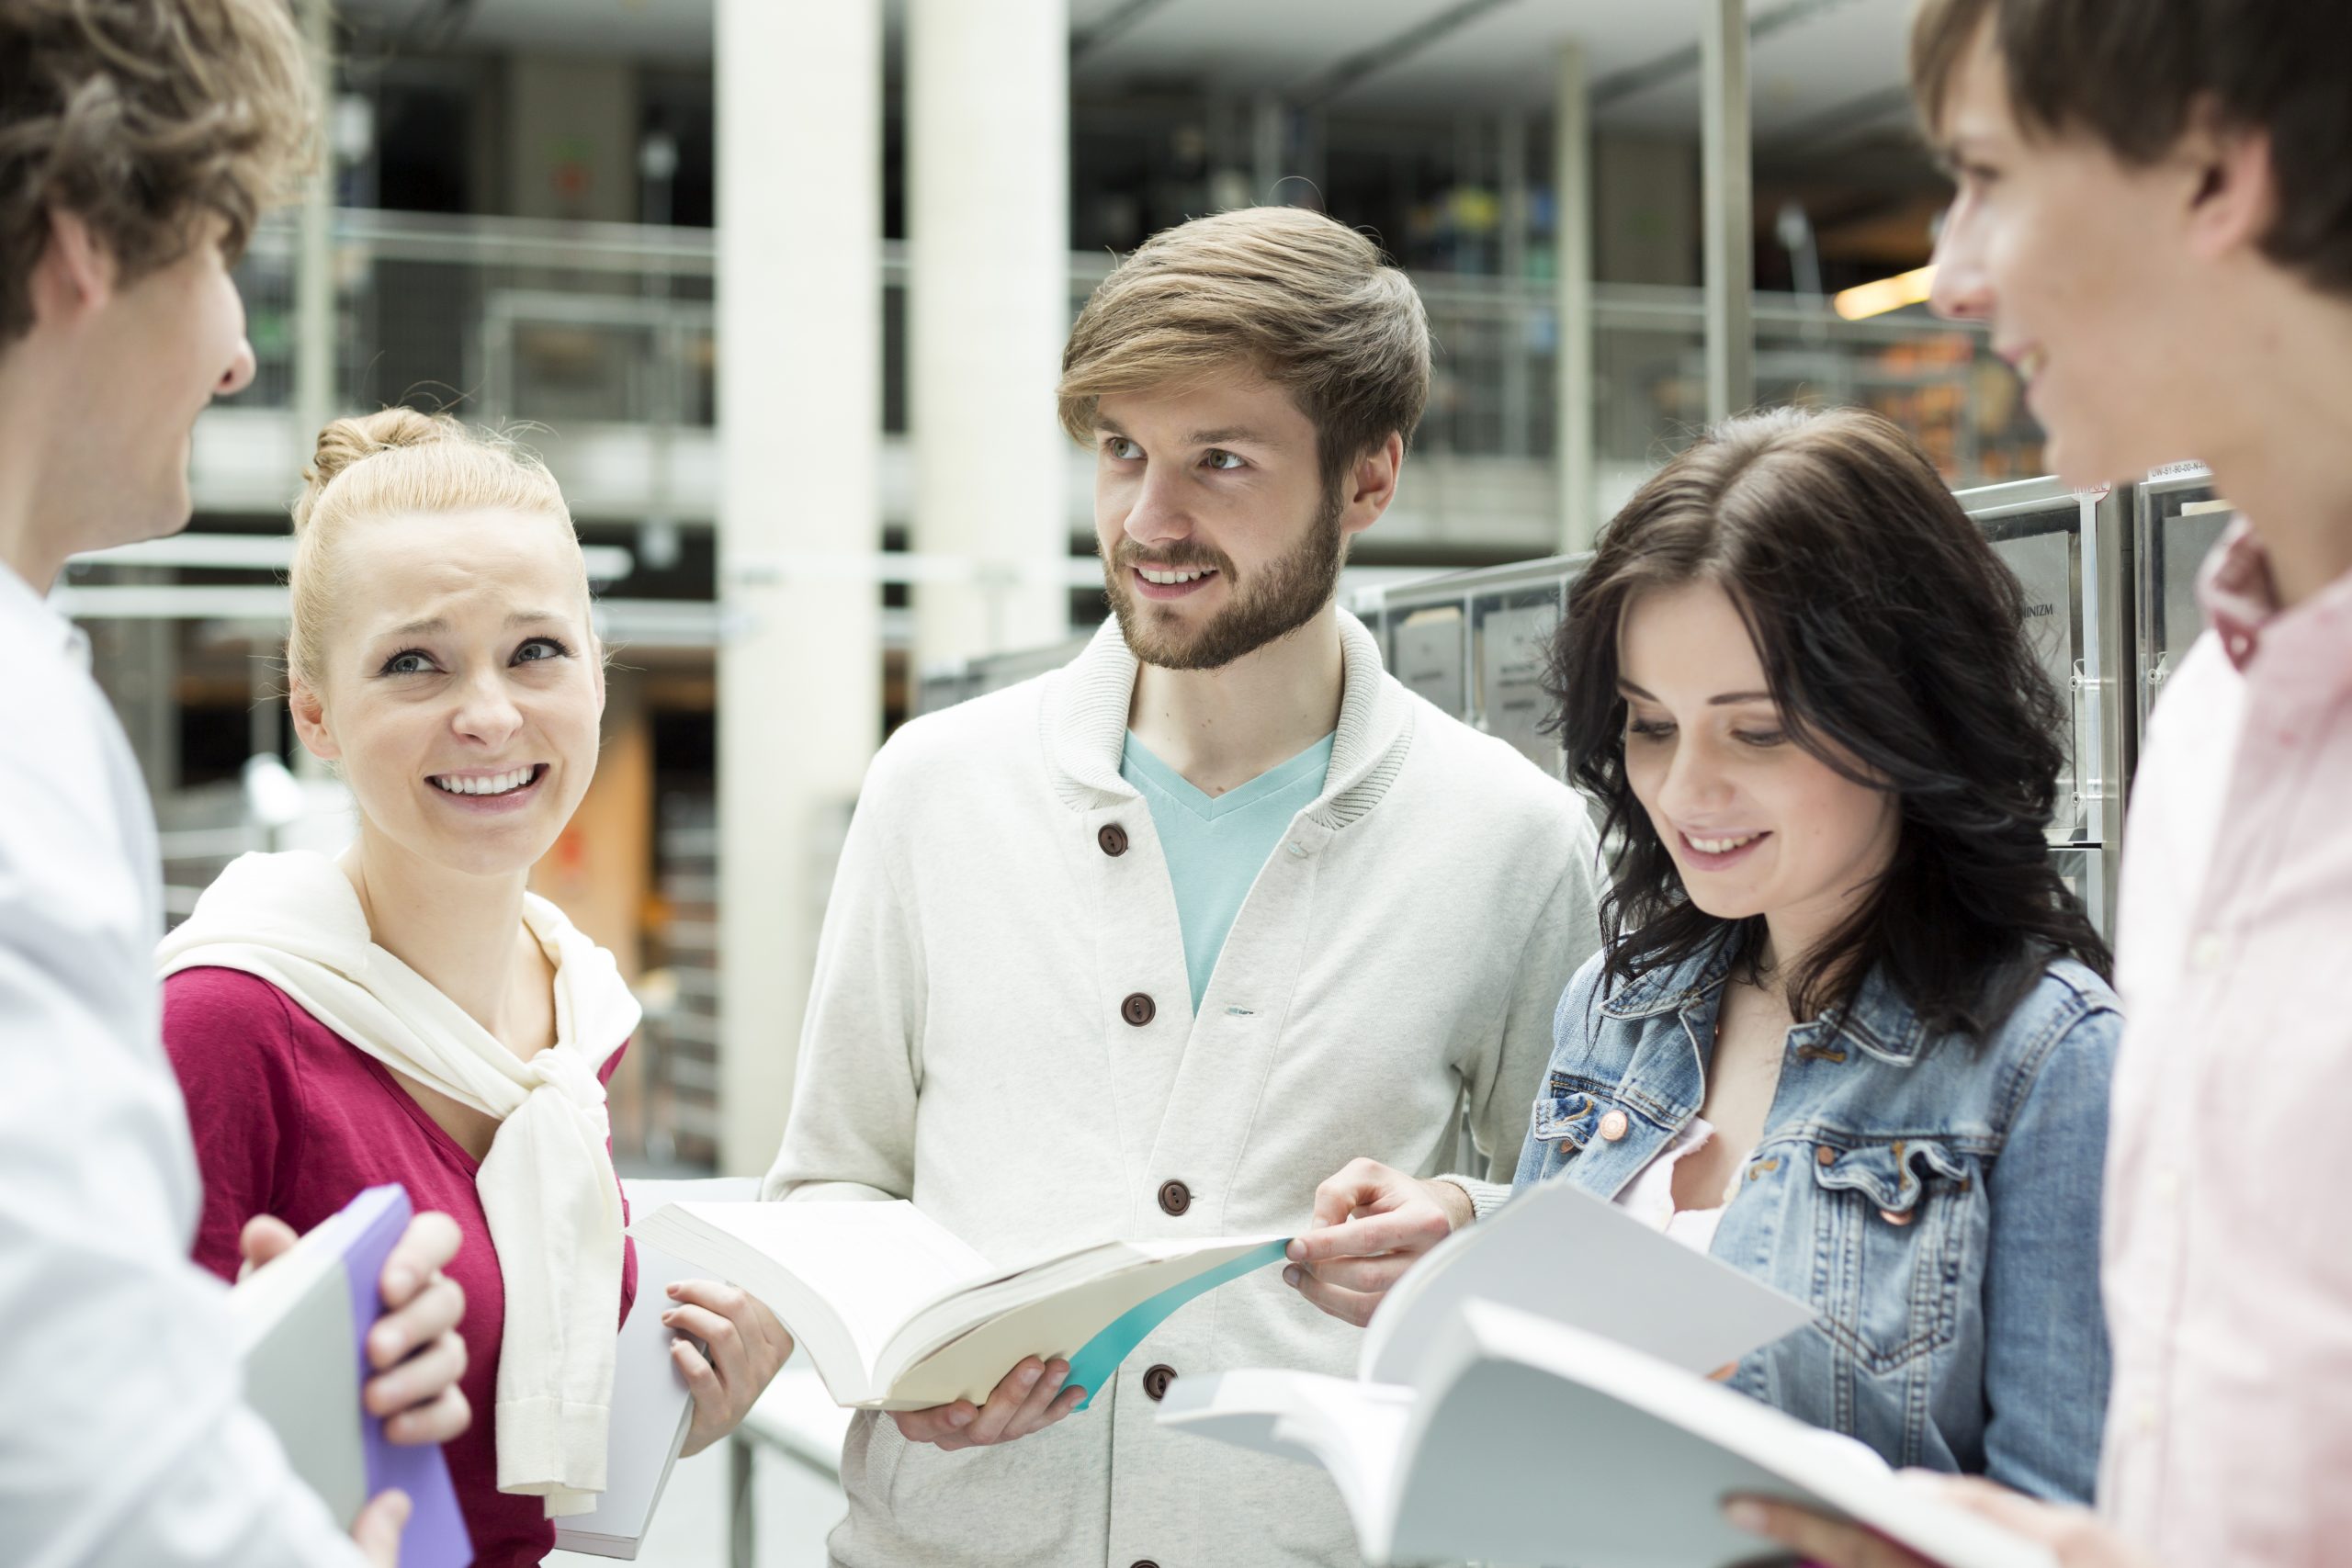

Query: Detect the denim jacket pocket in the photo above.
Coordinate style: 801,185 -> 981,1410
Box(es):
1805,1136 -> 1980,1374
1526,1073 -> 1621,1179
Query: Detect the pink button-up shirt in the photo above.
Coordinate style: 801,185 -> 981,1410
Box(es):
2101,520 -> 2352,1564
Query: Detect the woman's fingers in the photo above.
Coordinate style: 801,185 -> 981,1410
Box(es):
673,1337 -> 723,1405
663,1302 -> 747,1387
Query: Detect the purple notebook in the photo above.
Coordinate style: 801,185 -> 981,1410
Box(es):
331,1185 -> 475,1568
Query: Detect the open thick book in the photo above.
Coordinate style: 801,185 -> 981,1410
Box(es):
1166,1301 -> 2054,1568
1357,1176 -> 1816,1386
629,1199 -> 1286,1410
229,1183 -> 472,1568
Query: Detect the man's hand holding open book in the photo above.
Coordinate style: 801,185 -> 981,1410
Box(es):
890,1354 -> 1086,1450
1282,1158 -> 1473,1327
1726,1479 -> 2161,1568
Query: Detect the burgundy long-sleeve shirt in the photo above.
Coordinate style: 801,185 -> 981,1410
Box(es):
162,964 -> 636,1568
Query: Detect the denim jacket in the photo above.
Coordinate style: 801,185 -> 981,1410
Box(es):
1513,931 -> 2119,1502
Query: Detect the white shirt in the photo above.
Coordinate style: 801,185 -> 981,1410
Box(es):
0,561 -> 363,1568
767,610 -> 1603,1568
1611,1113 -> 1732,1255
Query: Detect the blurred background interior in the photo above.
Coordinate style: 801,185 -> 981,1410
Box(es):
63,4 -> 2222,1559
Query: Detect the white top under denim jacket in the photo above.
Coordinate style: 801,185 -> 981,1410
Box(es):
1515,930 -> 2119,1503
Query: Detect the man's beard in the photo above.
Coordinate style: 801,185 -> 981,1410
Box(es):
1102,486 -> 1347,672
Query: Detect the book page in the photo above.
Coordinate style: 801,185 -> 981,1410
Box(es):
650,1201 -> 993,1384
1387,1303 -> 2051,1568
1157,1370 -> 1411,1558
1361,1179 -> 1815,1387
876,1234 -> 1285,1408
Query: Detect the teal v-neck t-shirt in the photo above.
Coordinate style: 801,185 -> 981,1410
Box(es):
1121,731 -> 1336,1010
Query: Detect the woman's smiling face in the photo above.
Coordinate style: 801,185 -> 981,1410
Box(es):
1617,580 -> 1899,944
293,508 -> 603,880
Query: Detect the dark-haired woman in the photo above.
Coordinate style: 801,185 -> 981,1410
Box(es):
1286,405 -> 2117,1502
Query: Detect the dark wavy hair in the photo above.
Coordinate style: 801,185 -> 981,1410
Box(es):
1547,405 -> 2110,1036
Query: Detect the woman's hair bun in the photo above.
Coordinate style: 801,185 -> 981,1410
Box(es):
294,408 -> 460,529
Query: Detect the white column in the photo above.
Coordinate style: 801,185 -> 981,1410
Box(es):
1252,92 -> 1285,202
1498,112 -> 1532,460
715,0 -> 882,1173
910,0 -> 1071,668
289,0 -> 336,785
1701,0 -> 1755,423
1554,42 -> 1597,551
294,0 -> 333,442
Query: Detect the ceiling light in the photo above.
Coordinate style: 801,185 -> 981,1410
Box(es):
1833,265 -> 1937,321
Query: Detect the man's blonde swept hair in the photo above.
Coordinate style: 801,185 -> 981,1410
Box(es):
1057,206 -> 1432,494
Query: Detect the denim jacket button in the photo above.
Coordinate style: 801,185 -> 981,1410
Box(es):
1598,1110 -> 1629,1142
1815,1145 -> 1838,1167
1878,1206 -> 1915,1227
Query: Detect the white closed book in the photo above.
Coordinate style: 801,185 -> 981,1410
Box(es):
1168,1301 -> 2053,1568
554,1177 -> 758,1560
629,1199 -> 1286,1410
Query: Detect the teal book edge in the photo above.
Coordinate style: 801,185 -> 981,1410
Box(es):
1063,1239 -> 1291,1411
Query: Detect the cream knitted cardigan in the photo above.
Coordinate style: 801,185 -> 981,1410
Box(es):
767,609 -> 1604,1567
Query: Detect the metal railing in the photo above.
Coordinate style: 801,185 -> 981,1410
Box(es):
231,209 -> 2041,491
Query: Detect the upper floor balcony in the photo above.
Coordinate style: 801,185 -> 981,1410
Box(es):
195,208 -> 2042,560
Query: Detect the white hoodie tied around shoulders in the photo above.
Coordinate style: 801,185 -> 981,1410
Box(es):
157,849 -> 641,1517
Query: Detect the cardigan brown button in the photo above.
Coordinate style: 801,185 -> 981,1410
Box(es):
1121,992 -> 1156,1027
1142,1363 -> 1177,1401
1158,1179 -> 1192,1216
1098,823 -> 1129,857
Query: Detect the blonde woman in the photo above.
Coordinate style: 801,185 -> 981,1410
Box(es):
158,410 -> 790,1566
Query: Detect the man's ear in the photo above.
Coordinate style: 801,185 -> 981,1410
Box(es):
287,677 -> 341,764
1339,431 -> 1406,539
2178,96 -> 2278,265
30,209 -> 118,328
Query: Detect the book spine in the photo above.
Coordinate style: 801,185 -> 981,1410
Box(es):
340,1184 -> 476,1568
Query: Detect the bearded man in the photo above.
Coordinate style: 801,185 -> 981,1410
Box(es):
763,204 -> 1601,1568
